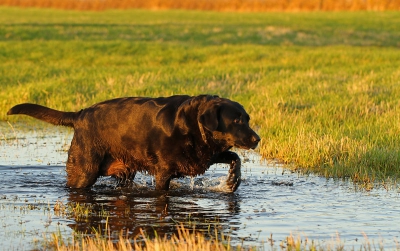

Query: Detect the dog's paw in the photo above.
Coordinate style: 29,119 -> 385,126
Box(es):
210,178 -> 239,193
225,173 -> 241,192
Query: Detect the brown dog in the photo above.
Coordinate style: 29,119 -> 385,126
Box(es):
7,95 -> 260,192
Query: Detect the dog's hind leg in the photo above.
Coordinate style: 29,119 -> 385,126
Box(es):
212,151 -> 241,192
100,156 -> 136,186
66,135 -> 101,188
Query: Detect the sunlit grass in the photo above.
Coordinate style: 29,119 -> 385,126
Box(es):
1,7 -> 400,186
50,224 -> 240,251
1,0 -> 400,11
46,221 -> 389,251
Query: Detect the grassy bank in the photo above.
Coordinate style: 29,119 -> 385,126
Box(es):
1,7 -> 400,185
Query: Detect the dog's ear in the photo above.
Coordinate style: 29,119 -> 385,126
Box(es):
176,107 -> 190,134
199,105 -> 219,131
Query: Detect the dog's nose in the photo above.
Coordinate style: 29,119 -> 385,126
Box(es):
250,134 -> 261,149
252,134 -> 261,144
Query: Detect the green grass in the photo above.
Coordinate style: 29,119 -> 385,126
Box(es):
1,7 -> 400,185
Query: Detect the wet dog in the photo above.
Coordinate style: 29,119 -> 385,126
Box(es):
7,95 -> 260,192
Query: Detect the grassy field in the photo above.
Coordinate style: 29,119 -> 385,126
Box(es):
1,7 -> 400,186
1,0 -> 400,11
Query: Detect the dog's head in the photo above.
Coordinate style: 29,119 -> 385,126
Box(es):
198,97 -> 260,150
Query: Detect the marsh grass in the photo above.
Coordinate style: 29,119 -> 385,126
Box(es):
1,7 -> 400,186
48,202 -> 240,250
46,221 -> 389,251
50,224 -> 239,251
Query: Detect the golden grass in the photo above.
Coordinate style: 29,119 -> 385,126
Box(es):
50,224 -> 242,251
0,0 -> 399,11
51,201 -> 237,250
48,223 -> 379,251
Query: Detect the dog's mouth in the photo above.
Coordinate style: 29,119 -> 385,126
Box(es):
250,144 -> 258,150
235,144 -> 250,150
234,143 -> 258,150
212,131 -> 260,150
235,135 -> 260,150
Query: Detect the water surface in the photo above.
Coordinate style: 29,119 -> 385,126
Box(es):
1,123 -> 399,250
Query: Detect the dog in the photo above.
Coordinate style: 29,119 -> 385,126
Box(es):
7,95 -> 260,192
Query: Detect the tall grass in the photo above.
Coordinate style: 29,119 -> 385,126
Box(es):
1,0 -> 400,11
1,7 -> 400,185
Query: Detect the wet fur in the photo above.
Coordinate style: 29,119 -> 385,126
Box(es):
7,95 -> 260,191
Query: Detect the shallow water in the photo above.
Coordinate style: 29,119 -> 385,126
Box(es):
1,123 -> 400,250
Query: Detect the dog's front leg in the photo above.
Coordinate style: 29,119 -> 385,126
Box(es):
212,151 -> 241,192
155,172 -> 172,191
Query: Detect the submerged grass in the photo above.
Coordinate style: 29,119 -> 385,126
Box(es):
1,7 -> 400,185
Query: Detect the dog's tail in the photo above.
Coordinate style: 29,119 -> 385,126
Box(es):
7,103 -> 77,128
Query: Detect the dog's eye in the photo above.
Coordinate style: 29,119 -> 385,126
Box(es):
234,118 -> 241,124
